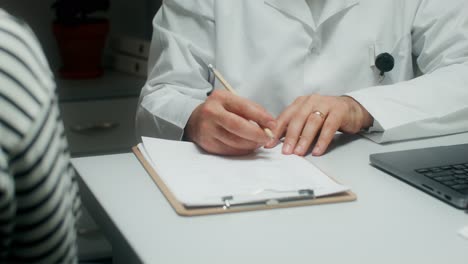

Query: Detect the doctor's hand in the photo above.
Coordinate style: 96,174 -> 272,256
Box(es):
265,95 -> 373,156
184,90 -> 276,156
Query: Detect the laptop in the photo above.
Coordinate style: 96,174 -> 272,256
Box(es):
370,144 -> 468,209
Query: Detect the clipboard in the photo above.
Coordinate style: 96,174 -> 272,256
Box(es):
133,146 -> 356,216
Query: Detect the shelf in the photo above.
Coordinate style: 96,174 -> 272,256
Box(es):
59,97 -> 139,157
56,69 -> 146,102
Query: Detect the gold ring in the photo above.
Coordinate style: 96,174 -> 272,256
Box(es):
312,111 -> 325,119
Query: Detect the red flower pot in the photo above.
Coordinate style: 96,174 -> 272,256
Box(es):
53,19 -> 109,79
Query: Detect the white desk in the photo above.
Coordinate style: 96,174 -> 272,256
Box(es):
72,133 -> 468,264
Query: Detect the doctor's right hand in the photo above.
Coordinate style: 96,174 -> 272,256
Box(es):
184,90 -> 276,156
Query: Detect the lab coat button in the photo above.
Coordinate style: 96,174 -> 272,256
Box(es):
309,46 -> 319,54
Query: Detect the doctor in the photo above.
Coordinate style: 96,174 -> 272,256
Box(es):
136,0 -> 468,156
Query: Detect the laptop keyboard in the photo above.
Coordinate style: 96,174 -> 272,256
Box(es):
415,164 -> 468,193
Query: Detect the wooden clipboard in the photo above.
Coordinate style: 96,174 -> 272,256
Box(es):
133,146 -> 356,216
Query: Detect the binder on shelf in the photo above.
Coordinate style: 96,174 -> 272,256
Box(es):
110,35 -> 151,59
109,53 -> 148,77
132,137 -> 356,216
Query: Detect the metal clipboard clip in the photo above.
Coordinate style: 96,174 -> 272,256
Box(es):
298,189 -> 315,198
220,189 -> 315,210
222,196 -> 234,210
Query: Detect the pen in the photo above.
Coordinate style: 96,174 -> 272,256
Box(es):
208,64 -> 275,140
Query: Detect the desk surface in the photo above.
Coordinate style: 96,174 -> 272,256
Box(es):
73,133 -> 468,264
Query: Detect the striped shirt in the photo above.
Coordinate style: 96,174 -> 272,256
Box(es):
0,10 -> 80,263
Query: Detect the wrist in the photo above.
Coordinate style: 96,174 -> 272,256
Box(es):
341,95 -> 373,130
357,103 -> 373,130
184,104 -> 202,142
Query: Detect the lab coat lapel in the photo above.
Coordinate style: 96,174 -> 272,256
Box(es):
264,0 -> 316,30
318,0 -> 360,27
265,0 -> 360,30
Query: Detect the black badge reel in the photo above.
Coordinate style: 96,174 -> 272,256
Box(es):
375,52 -> 394,82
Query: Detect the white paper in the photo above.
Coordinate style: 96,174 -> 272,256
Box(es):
139,137 -> 349,206
459,226 -> 468,240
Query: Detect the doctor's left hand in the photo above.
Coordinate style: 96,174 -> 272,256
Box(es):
265,95 -> 374,156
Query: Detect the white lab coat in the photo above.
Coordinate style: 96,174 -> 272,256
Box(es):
136,0 -> 468,143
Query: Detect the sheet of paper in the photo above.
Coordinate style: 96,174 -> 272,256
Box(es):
139,137 -> 349,206
459,225 -> 468,240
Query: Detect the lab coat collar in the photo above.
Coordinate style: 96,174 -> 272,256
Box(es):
264,0 -> 359,30
320,0 -> 359,26
265,0 -> 316,29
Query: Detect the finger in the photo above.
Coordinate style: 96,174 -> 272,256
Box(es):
264,113 -> 289,149
214,126 -> 261,150
219,110 -> 271,143
263,138 -> 281,149
266,112 -> 290,148
203,94 -> 269,143
266,97 -> 306,148
282,120 -> 306,155
312,111 -> 342,156
205,137 -> 255,156
219,91 -> 276,131
282,99 -> 315,155
293,112 -> 324,156
274,97 -> 306,136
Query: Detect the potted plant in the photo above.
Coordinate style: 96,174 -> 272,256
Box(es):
52,0 -> 110,79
